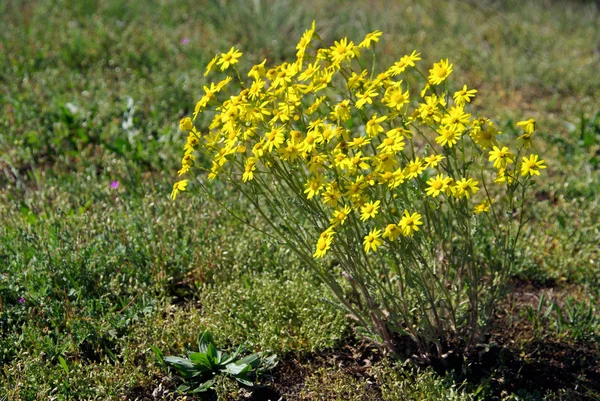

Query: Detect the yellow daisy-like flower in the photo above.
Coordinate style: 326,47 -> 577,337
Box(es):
304,176 -> 324,199
204,55 -> 219,77
348,135 -> 371,149
263,127 -> 285,152
363,228 -> 383,253
404,157 -> 426,180
358,30 -> 383,49
382,223 -> 401,241
425,174 -> 451,197
355,89 -> 378,109
330,205 -> 352,226
313,235 -> 332,258
517,118 -> 536,134
452,178 -> 480,199
489,146 -> 514,169
453,85 -> 477,107
179,117 -> 193,132
399,210 -> 423,237
242,158 -> 257,182
384,86 -> 410,110
329,37 -> 356,65
474,200 -> 491,214
387,50 -> 421,76
360,200 -> 381,221
520,154 -> 546,176
424,154 -> 445,169
217,47 -> 243,71
248,59 -> 267,80
365,114 -> 387,137
494,168 -> 514,185
428,59 -> 453,85
435,125 -> 462,148
170,180 -> 188,200
471,122 -> 500,149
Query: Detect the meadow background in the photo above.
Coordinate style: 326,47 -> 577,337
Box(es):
1,0 -> 599,399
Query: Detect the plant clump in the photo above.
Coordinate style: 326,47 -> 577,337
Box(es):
172,22 -> 546,363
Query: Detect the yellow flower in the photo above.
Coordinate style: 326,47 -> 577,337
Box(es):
399,210 -> 423,237
384,86 -> 410,110
304,176 -> 324,199
322,182 -> 342,207
382,223 -> 401,241
404,157 -> 426,180
170,180 -> 188,200
377,134 -> 405,154
331,100 -> 351,122
217,47 -> 243,71
453,85 -> 477,107
363,228 -> 383,253
520,154 -> 546,176
248,59 -> 267,80
452,178 -> 480,199
441,106 -> 471,127
263,127 -> 285,152
278,140 -> 300,162
471,121 -> 500,149
347,69 -> 368,89
330,205 -> 352,226
424,154 -> 445,169
494,168 -> 514,185
248,79 -> 265,100
425,174 -> 451,197
360,200 -> 381,221
435,125 -> 462,148
204,55 -> 218,77
489,146 -> 514,169
358,30 -> 383,49
428,59 -> 453,85
329,38 -> 356,65
313,235 -> 332,258
314,227 -> 335,259
517,118 -> 536,134
242,158 -> 257,182
365,114 -> 387,137
298,62 -> 321,81
179,117 -> 193,131
355,89 -> 378,109
296,21 -> 315,60
387,50 -> 421,76
474,200 -> 491,214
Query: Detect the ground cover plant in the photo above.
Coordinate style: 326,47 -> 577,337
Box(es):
0,0 -> 599,400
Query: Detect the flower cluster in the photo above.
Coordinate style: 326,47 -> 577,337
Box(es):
172,22 -> 545,356
173,22 -> 544,259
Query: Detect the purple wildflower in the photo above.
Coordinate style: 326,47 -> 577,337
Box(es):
18,297 -> 25,303
181,37 -> 190,45
110,181 -> 119,189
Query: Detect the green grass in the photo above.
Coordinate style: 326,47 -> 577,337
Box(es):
1,0 -> 599,399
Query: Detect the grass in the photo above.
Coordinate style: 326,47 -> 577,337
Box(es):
0,0 -> 599,399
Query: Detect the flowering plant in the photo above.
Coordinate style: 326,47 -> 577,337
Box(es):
172,23 -> 545,362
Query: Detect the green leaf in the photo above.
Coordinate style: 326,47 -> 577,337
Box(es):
58,355 -> 69,375
237,353 -> 261,368
188,352 -> 213,370
150,345 -> 167,369
205,343 -> 218,365
223,362 -> 250,376
235,374 -> 254,387
164,356 -> 198,379
191,379 -> 215,393
198,330 -> 214,353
